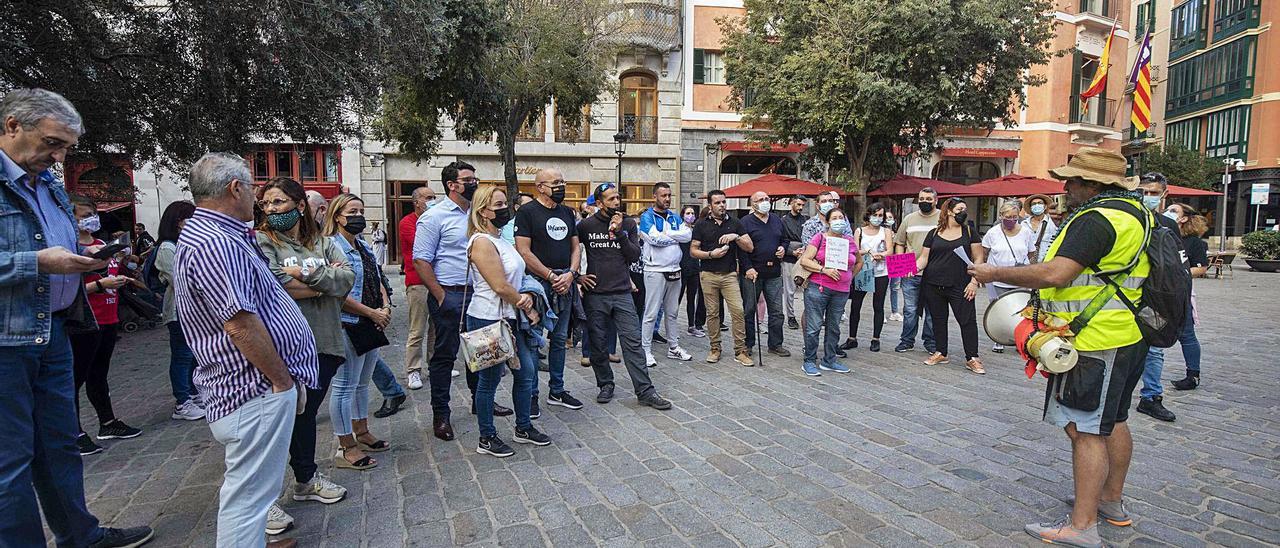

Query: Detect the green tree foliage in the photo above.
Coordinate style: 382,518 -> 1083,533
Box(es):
721,0 -> 1056,211
0,0 -> 480,169
1136,144 -> 1221,190
377,0 -> 620,201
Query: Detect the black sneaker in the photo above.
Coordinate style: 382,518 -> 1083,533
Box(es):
530,399 -> 540,420
869,340 -> 881,352
840,338 -> 858,350
1137,396 -> 1176,422
77,433 -> 103,456
97,420 -> 142,440
493,403 -> 514,417
597,385 -> 614,404
88,525 -> 154,548
548,391 -> 584,410
787,318 -> 800,330
894,343 -> 913,353
1172,373 -> 1199,391
513,426 -> 552,446
653,332 -> 668,345
477,435 -> 515,458
638,392 -> 672,410
835,349 -> 848,358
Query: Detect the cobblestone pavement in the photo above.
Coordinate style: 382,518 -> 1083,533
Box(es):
72,270 -> 1279,547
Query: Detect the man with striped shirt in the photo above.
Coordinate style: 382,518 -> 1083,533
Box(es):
174,153 -> 318,548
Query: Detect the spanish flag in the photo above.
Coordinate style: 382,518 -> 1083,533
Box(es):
1129,32 -> 1154,133
1080,20 -> 1119,114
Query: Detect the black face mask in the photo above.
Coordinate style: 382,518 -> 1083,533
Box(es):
953,211 -> 968,225
342,215 -> 366,235
919,202 -> 935,214
491,208 -> 512,229
461,181 -> 479,202
550,186 -> 566,204
604,206 -> 621,217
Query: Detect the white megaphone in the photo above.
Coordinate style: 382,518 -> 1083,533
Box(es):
983,289 -> 1078,374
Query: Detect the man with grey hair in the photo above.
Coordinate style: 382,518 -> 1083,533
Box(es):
0,88 -> 154,547
174,152 -> 318,547
306,190 -> 328,228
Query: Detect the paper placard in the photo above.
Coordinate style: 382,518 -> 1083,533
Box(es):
886,253 -> 917,278
953,246 -> 974,266
824,236 -> 850,270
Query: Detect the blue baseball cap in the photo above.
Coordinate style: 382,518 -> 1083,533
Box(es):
585,194 -> 596,206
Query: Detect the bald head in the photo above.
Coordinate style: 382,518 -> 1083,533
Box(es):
750,191 -> 771,216
533,168 -> 566,205
412,186 -> 436,214
306,190 -> 327,226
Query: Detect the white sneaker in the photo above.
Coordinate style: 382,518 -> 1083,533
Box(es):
171,400 -> 205,421
191,392 -> 206,408
666,347 -> 693,361
407,371 -> 423,390
451,369 -> 460,378
293,473 -> 346,504
890,313 -> 904,322
266,503 -> 294,535
645,351 -> 657,368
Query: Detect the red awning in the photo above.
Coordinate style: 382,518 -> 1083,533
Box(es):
720,141 -> 808,154
1166,184 -> 1222,197
866,175 -> 981,198
941,147 -> 1019,159
962,174 -> 1065,197
722,174 -> 850,198
97,201 -> 133,213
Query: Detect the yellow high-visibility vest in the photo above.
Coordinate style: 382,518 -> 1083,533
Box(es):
1040,198 -> 1149,351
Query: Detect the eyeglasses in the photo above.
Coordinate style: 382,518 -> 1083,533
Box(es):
457,177 -> 479,184
541,179 -> 567,187
258,198 -> 294,209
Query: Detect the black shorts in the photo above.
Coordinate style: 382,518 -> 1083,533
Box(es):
1042,340 -> 1149,436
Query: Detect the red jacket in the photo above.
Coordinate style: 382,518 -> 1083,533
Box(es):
399,211 -> 423,286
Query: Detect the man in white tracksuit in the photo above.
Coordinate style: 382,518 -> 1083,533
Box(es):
638,182 -> 694,367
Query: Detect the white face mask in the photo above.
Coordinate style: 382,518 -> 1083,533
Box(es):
755,200 -> 772,215
78,215 -> 101,233
1163,210 -> 1180,222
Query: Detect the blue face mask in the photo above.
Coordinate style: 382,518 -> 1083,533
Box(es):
819,202 -> 836,214
1030,203 -> 1046,216
829,219 -> 849,234
869,216 -> 883,227
1142,195 -> 1161,211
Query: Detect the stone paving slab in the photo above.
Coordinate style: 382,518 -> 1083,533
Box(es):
62,269 -> 1280,546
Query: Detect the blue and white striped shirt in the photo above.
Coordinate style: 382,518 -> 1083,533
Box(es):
174,208 -> 319,422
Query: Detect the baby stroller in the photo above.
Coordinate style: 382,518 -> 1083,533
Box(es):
116,284 -> 162,333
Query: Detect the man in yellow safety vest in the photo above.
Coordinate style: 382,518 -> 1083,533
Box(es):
971,147 -> 1151,548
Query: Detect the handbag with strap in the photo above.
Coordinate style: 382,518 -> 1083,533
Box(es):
852,229 -> 876,292
458,235 -> 519,373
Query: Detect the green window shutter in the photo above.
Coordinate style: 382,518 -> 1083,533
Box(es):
1101,0 -> 1110,16
1070,49 -> 1083,122
693,49 -> 706,84
1148,0 -> 1156,31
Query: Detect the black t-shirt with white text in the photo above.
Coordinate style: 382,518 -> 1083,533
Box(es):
514,200 -> 577,274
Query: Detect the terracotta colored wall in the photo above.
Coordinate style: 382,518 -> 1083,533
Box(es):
693,6 -> 744,50
693,83 -> 734,113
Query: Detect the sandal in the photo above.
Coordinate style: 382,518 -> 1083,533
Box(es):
966,357 -> 986,375
334,445 -> 377,470
355,431 -> 390,452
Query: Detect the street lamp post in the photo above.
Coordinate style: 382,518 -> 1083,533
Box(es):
613,132 -> 628,205
1219,157 -> 1245,253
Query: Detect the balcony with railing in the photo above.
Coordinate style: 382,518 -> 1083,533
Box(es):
620,114 -> 658,144
1212,0 -> 1261,42
1169,0 -> 1208,61
1075,0 -> 1120,29
1068,96 -> 1118,141
606,0 -> 680,52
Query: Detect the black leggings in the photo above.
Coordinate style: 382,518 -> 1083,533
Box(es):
923,284 -> 979,359
680,272 -> 706,328
71,325 -> 119,431
630,271 -> 646,320
290,353 -> 343,484
848,276 -> 889,340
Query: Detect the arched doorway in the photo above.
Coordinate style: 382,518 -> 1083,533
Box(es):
619,72 -> 658,144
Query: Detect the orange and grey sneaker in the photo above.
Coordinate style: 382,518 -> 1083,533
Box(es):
923,352 -> 949,366
965,357 -> 986,375
1024,515 -> 1103,548
1066,496 -> 1133,527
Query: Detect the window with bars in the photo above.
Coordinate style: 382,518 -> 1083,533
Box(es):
1169,0 -> 1207,60
1204,105 -> 1250,159
515,111 -> 546,142
1165,118 -> 1201,151
1212,0 -> 1260,41
1165,35 -> 1255,117
554,105 -> 591,143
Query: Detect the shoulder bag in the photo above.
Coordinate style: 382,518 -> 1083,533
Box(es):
459,235 -> 519,373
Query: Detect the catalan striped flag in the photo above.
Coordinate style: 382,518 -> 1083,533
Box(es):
1129,32 -> 1154,133
1080,19 -> 1119,114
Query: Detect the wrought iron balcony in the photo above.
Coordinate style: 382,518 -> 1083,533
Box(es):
606,0 -> 680,52
619,114 -> 658,144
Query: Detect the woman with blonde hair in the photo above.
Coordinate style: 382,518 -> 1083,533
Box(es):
980,199 -> 1035,352
1163,202 -> 1207,390
465,185 -> 551,457
324,193 -> 392,470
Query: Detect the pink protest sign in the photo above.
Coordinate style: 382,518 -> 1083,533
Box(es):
886,253 -> 917,278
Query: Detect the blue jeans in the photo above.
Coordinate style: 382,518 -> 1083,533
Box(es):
897,275 -> 936,351
208,387 -> 296,548
803,284 -> 849,366
167,320 -> 198,405
888,277 -> 902,314
466,316 -> 536,437
372,356 -> 405,399
331,337 -> 379,436
1141,299 -> 1201,398
0,318 -> 104,547
534,280 -> 570,400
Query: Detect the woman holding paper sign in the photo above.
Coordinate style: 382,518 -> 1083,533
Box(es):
842,202 -> 894,353
915,198 -> 986,373
797,208 -> 863,377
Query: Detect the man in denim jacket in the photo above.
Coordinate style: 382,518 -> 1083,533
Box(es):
0,88 -> 153,547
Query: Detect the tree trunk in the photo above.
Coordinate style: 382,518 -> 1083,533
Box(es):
497,125 -> 520,208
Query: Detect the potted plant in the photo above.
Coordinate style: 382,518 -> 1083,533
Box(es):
1240,230 -> 1280,272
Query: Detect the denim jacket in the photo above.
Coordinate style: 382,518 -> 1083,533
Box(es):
331,234 -> 392,325
0,175 -> 97,346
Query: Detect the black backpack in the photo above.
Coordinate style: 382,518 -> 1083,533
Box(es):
1068,198 -> 1191,348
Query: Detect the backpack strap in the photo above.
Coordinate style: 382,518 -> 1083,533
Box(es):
1064,199 -> 1152,334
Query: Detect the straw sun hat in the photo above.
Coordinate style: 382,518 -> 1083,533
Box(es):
1049,147 -> 1139,191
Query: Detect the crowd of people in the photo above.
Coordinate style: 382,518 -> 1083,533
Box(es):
2,87 -> 1214,548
